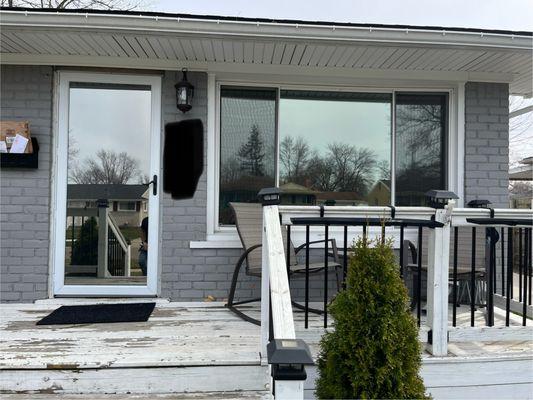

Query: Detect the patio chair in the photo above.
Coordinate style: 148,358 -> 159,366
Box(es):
402,240 -> 486,310
226,202 -> 342,325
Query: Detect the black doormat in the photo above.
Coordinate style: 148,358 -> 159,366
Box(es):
36,302 -> 156,325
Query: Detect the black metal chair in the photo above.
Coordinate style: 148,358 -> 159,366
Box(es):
402,239 -> 486,310
226,202 -> 342,325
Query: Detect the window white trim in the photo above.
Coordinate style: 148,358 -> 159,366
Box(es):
52,71 -> 162,297
202,77 -> 464,248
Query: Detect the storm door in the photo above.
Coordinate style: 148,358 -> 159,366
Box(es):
53,72 -> 161,296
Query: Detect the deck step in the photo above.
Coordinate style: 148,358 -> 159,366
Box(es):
0,391 -> 270,399
0,365 -> 270,395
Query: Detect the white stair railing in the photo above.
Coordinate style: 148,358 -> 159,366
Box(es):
260,192 -> 313,400
106,213 -> 132,277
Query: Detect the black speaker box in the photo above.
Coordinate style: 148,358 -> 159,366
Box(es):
163,119 -> 204,199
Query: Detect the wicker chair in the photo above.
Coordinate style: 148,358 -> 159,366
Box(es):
226,202 -> 342,324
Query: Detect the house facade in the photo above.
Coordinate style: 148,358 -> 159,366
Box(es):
0,8 -> 531,302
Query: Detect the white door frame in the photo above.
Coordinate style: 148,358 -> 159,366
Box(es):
52,71 -> 161,296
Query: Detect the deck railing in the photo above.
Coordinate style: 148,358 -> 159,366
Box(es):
261,201 -> 532,362
261,200 -> 313,400
66,203 -> 131,278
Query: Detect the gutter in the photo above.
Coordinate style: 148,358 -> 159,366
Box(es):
1,10 -> 532,51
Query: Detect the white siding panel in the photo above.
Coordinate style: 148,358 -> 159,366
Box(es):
232,41 -> 244,63
101,35 -> 129,57
335,46 -> 357,67
16,32 -> 58,55
326,46 -> 348,67
271,43 -> 284,64
396,48 -> 427,69
158,37 -> 178,59
280,43 -> 295,65
243,41 -> 254,63
253,42 -> 264,64
179,39 -> 196,61
345,46 -> 367,67
317,45 -> 336,67
380,47 -> 409,69
309,45 -> 327,66
190,39 -> 206,61
222,40 -> 234,62
124,36 -> 148,58
1,33 -> 30,53
146,37 -> 169,59
0,38 -> 18,53
369,47 -> 399,69
47,32 -> 81,55
212,39 -> 225,62
262,42 -> 275,64
289,44 -> 306,65
468,51 -> 507,71
113,35 -> 138,57
66,34 -> 98,56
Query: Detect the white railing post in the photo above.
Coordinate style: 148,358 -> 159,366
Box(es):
260,204 -> 271,364
427,200 -> 454,356
259,189 -> 310,400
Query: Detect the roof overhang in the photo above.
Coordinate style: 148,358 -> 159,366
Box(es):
1,9 -> 532,95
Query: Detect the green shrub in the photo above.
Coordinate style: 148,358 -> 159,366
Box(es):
71,217 -> 98,266
315,237 -> 428,399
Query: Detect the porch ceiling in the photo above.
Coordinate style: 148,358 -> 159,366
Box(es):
1,10 -> 532,96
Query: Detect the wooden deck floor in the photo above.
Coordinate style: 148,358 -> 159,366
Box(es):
1,299 -> 531,369
1,300 -> 532,397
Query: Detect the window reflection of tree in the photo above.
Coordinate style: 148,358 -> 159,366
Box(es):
395,100 -> 446,205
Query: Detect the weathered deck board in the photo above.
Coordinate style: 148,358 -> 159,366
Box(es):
1,302 -> 262,369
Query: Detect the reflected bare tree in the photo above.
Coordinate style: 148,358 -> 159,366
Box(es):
71,149 -> 140,184
280,136 -> 312,185
280,138 -> 377,195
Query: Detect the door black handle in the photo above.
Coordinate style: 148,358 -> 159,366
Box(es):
145,175 -> 157,196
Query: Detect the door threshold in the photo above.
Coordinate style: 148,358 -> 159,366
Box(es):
35,297 -> 169,305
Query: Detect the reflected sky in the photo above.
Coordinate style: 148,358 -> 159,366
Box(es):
68,88 -> 152,183
279,98 -> 391,162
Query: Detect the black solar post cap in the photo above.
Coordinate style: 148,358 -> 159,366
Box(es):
425,190 -> 458,209
467,199 -> 492,208
258,187 -> 281,206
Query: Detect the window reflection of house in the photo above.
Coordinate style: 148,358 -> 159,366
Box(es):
316,191 -> 365,206
67,184 -> 149,227
367,180 -> 391,206
279,182 -> 317,205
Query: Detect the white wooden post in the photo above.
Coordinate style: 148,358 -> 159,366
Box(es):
260,205 -> 271,364
125,245 -> 131,277
426,201 -> 453,356
97,202 -> 109,279
276,381 -> 304,399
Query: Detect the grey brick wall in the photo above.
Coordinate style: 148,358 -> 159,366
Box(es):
464,82 -> 509,208
0,65 -> 53,302
0,68 -> 511,304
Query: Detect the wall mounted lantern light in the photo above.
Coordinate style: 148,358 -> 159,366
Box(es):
175,68 -> 194,113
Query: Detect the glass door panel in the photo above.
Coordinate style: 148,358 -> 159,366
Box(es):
63,82 -> 153,287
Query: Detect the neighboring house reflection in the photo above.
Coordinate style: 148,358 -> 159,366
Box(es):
67,184 -> 149,227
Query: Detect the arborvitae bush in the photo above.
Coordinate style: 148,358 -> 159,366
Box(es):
315,237 -> 428,399
71,217 -> 98,266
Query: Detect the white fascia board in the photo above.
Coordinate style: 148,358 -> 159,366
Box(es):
0,10 -> 531,52
0,52 -> 518,84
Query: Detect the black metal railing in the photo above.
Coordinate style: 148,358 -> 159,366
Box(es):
288,215 -> 444,329
107,226 -> 125,277
451,219 -> 532,328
